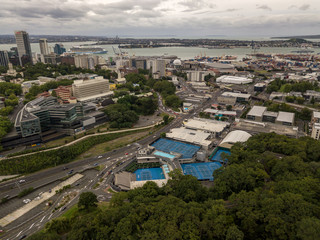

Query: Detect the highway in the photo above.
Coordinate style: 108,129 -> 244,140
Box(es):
0,84 -> 221,239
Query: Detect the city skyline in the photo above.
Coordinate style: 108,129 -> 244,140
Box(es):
1,0 -> 319,37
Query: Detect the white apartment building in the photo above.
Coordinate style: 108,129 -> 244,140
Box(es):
72,79 -> 112,102
186,71 -> 213,82
150,59 -> 166,78
74,55 -> 101,70
311,123 -> 320,140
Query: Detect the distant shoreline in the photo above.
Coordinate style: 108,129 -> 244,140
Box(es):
272,35 -> 320,39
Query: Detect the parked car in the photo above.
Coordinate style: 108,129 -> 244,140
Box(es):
23,199 -> 31,204
19,179 -> 26,183
98,156 -> 102,159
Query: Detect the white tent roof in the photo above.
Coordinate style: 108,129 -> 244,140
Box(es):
220,130 -> 252,145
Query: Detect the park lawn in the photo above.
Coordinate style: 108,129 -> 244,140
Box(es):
76,130 -> 149,160
44,135 -> 78,148
44,125 -> 110,148
58,201 -> 110,220
61,204 -> 78,219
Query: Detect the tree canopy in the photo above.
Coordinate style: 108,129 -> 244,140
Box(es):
78,192 -> 98,210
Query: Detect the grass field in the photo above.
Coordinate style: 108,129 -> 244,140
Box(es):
76,130 -> 149,160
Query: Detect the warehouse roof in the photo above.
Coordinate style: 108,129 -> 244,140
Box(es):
183,118 -> 229,133
221,92 -> 251,99
166,127 -> 212,147
276,111 -> 295,124
216,75 -> 253,84
247,106 -> 267,117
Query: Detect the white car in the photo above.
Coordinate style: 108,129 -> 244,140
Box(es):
19,179 -> 26,183
23,199 -> 31,204
98,156 -> 102,159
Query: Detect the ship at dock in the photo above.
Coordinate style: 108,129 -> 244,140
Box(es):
69,46 -> 108,54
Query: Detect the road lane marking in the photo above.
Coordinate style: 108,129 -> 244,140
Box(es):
48,213 -> 53,219
40,216 -> 46,223
17,231 -> 22,237
29,223 -> 35,229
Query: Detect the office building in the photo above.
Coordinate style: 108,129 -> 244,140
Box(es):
44,53 -> 60,64
54,85 -> 72,101
186,71 -> 212,82
218,92 -> 251,104
311,123 -> 320,140
247,106 -> 295,126
60,55 -> 75,65
39,38 -> 49,55
72,79 -> 112,102
0,50 -> 9,67
74,55 -> 100,69
15,96 -> 83,137
130,58 -> 147,70
54,43 -> 66,55
311,111 -> 320,124
14,30 -> 32,66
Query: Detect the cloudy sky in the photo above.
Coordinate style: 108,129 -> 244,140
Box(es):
1,0 -> 319,37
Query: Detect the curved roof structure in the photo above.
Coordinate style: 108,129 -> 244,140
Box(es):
216,75 -> 252,84
219,130 -> 252,149
173,59 -> 182,66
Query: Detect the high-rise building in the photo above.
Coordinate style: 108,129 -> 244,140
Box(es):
0,50 -> 9,67
54,43 -> 66,55
14,30 -> 32,66
39,38 -> 49,55
74,54 -> 99,69
150,59 -> 166,78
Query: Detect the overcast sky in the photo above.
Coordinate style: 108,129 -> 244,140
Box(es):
1,0 -> 319,37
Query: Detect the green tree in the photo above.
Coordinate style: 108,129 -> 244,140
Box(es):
165,95 -> 182,108
296,217 -> 320,240
285,96 -> 295,103
310,96 -> 315,105
299,107 -> 312,121
296,97 -> 305,104
226,105 -> 232,111
226,225 -> 244,240
163,114 -> 169,125
78,192 -> 98,210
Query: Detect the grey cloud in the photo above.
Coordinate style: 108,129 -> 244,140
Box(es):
256,4 -> 272,11
299,4 -> 310,11
104,0 -> 161,11
13,6 -> 87,19
179,0 -> 216,10
288,4 -> 310,11
0,0 -> 320,37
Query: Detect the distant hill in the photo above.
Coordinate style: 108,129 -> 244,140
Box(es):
272,35 -> 320,39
